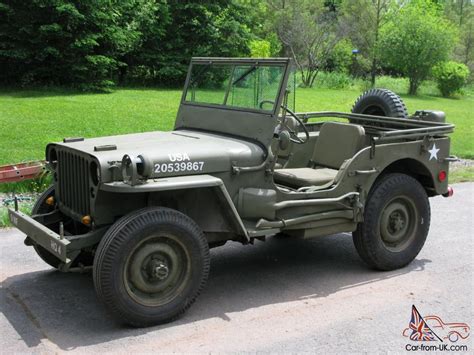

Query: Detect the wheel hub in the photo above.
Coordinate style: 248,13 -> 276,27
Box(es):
147,259 -> 170,280
380,197 -> 418,251
124,234 -> 190,306
389,211 -> 406,233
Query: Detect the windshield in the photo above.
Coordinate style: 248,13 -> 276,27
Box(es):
184,63 -> 286,112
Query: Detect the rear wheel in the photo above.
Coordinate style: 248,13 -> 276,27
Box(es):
448,332 -> 459,342
352,88 -> 408,118
353,173 -> 430,270
93,207 -> 210,327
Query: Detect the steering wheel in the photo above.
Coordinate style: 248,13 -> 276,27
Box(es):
259,100 -> 310,144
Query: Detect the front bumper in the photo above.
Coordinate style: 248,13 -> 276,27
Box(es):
8,209 -> 71,263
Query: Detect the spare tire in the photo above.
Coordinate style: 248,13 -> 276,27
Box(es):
352,88 -> 408,119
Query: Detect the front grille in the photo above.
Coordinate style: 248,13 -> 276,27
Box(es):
57,149 -> 90,216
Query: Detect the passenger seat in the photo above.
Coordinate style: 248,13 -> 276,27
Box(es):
274,122 -> 365,188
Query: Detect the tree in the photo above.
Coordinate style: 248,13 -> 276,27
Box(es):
98,0 -> 252,86
236,0 -> 282,56
0,0 -> 161,90
341,0 -> 399,86
444,0 -> 474,80
444,0 -> 472,26
270,0 -> 342,87
379,0 -> 457,95
458,20 -> 474,76
0,0 -> 252,89
151,1 -> 251,85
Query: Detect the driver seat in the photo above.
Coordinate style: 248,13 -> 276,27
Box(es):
274,122 -> 365,188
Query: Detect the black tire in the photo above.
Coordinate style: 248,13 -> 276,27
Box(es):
353,173 -> 430,271
273,232 -> 291,239
93,207 -> 210,327
31,185 -> 62,268
352,88 -> 408,118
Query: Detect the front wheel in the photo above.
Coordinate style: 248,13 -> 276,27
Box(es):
93,207 -> 210,327
31,185 -> 62,268
353,173 -> 430,270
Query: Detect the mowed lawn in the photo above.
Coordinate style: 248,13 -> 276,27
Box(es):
0,86 -> 472,165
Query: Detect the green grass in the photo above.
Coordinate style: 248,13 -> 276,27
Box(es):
450,166 -> 474,183
0,199 -> 35,228
0,83 -> 472,227
0,173 -> 52,193
0,83 -> 472,165
0,88 -> 181,164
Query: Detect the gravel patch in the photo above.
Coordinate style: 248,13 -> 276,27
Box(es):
449,158 -> 474,171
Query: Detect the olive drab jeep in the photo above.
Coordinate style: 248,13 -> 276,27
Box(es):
8,58 -> 456,327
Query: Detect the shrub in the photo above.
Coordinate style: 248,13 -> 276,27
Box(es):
315,71 -> 352,89
250,40 -> 271,58
432,61 -> 470,97
325,39 -> 353,73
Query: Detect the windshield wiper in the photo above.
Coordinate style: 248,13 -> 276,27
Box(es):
232,66 -> 257,85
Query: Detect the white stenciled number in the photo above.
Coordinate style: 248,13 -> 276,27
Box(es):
154,161 -> 205,174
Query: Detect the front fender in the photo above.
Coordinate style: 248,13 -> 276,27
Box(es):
100,175 -> 248,240
101,174 -> 223,193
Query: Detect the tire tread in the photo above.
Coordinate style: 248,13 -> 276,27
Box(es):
353,173 -> 431,270
352,88 -> 408,119
93,207 -> 210,327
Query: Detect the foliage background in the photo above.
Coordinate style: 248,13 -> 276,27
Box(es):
0,0 -> 472,93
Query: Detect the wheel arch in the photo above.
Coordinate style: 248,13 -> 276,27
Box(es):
100,176 -> 248,243
147,185 -> 248,243
376,158 -> 436,196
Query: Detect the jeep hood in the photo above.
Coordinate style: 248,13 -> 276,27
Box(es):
49,129 -> 265,181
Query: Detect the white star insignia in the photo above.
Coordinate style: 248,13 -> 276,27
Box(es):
428,143 -> 440,161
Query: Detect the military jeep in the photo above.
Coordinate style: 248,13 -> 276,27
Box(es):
8,58 -> 456,327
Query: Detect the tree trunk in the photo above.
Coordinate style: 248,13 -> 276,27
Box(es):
370,57 -> 377,87
409,78 -> 419,95
309,70 -> 319,88
300,69 -> 317,88
300,69 -> 308,87
459,0 -> 465,27
370,0 -> 382,88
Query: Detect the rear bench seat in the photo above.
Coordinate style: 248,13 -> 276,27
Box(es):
274,121 -> 365,188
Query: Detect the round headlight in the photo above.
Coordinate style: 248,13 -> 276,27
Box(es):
46,147 -> 58,171
90,161 -> 100,185
121,155 -> 143,185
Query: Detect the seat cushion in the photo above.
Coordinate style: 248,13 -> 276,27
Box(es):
274,167 -> 338,188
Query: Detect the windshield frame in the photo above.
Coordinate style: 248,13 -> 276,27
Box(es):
180,57 -> 292,116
